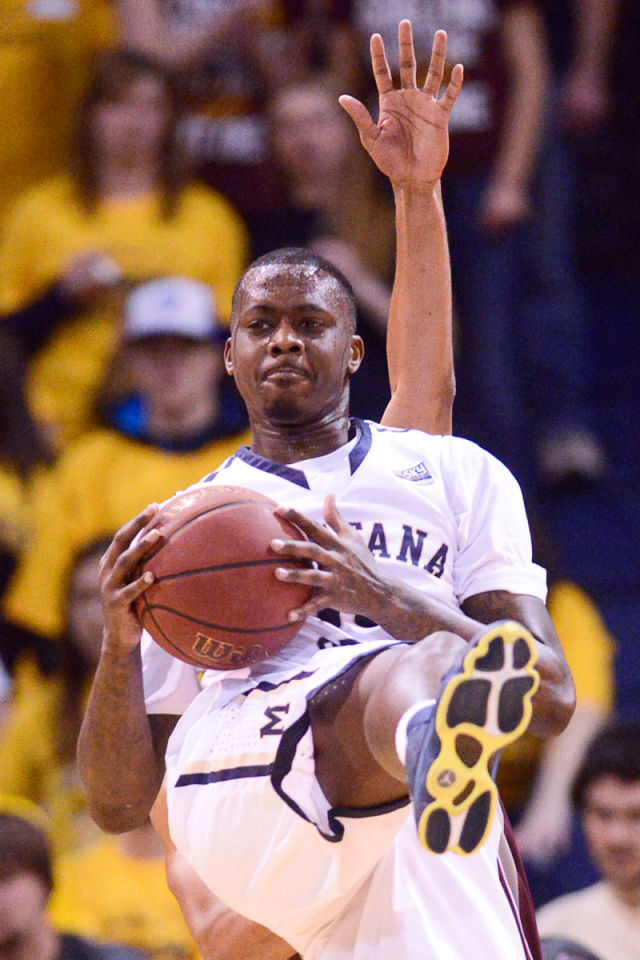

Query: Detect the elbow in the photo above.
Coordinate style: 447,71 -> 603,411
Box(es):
87,798 -> 152,835
531,664 -> 577,739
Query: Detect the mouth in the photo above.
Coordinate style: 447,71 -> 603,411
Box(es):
262,365 -> 310,383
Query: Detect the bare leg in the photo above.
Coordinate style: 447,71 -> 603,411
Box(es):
310,622 -> 540,855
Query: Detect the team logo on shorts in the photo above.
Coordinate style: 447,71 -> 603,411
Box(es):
395,461 -> 433,483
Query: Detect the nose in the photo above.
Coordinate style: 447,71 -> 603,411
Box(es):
268,320 -> 303,356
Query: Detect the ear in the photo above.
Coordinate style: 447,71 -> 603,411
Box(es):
223,337 -> 233,376
348,335 -> 365,374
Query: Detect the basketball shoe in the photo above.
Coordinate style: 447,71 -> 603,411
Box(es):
405,620 -> 540,855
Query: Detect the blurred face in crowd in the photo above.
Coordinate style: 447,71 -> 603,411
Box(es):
0,872 -> 47,953
270,84 -> 354,190
127,335 -> 224,433
66,549 -> 105,667
91,74 -> 171,168
581,775 -> 640,892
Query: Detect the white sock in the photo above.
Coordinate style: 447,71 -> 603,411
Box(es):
395,699 -> 436,765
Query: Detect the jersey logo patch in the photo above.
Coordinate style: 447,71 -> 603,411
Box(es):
395,462 -> 433,483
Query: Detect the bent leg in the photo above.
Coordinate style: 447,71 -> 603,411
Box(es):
311,622 -> 540,855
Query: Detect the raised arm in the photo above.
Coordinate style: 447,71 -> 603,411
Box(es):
339,23 -> 462,434
77,507 -> 175,832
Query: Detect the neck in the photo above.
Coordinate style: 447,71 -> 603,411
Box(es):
98,159 -> 158,198
611,879 -> 640,910
249,408 -> 351,464
0,917 -> 59,960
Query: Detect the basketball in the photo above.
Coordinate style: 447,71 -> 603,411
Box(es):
135,484 -> 313,670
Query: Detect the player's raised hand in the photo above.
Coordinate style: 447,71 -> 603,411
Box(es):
339,21 -> 463,188
99,505 -> 163,651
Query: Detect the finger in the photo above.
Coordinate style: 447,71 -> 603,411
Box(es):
275,566 -> 332,590
100,503 -> 159,572
397,19 -> 417,89
439,62 -> 464,114
286,592 -> 335,622
322,493 -> 352,537
275,505 -> 338,550
109,528 -> 163,584
370,31 -> 393,96
422,29 -> 447,98
338,95 -> 379,150
270,538 -> 331,564
117,570 -> 155,605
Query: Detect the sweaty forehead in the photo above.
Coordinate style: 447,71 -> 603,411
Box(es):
235,263 -> 348,315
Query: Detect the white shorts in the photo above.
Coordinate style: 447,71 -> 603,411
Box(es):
165,638 -> 530,960
165,639 -> 411,954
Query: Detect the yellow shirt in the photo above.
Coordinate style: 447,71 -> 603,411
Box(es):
49,835 -> 199,960
0,177 -> 248,445
0,1 -> 113,226
497,580 -> 615,809
0,671 -> 100,853
4,427 -> 251,639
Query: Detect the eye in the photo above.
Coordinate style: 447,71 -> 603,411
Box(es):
246,318 -> 273,335
299,317 -> 325,334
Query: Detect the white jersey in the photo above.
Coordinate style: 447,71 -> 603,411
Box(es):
142,420 -> 544,958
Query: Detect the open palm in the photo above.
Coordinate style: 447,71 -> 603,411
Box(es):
340,22 -> 463,187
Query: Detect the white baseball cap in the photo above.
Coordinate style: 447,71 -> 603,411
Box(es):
124,278 -> 225,342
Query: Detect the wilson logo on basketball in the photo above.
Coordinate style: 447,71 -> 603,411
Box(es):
193,632 -> 265,666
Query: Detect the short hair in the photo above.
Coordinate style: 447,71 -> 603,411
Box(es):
0,812 -> 53,893
231,247 -> 357,331
571,720 -> 640,812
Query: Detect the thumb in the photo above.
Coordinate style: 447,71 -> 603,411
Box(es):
338,95 -> 379,149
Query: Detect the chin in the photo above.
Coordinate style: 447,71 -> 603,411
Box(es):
263,394 -> 310,424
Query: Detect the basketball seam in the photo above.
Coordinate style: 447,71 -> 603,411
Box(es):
140,602 -> 296,635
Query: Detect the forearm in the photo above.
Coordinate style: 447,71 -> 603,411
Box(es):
383,181 -> 454,435
78,641 -> 162,833
572,0 -> 619,73
491,5 -> 549,192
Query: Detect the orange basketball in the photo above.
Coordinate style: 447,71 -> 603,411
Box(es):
135,485 -> 312,670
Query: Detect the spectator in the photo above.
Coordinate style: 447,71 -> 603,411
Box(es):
536,721 -> 640,960
115,0 -> 356,221
0,801 -> 146,960
540,937 -> 604,960
252,78 -> 395,420
0,49 -> 247,450
0,658 -> 11,735
49,820 -> 198,960
495,509 -> 615,904
345,0 -> 605,489
0,538 -> 113,854
3,278 -> 250,661
0,0 -> 114,227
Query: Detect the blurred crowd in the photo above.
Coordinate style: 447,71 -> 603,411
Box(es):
0,2 -> 638,959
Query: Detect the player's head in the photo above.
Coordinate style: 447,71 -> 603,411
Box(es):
571,721 -> 640,892
226,248 -> 363,428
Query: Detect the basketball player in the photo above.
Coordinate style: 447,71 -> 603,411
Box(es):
79,23 -> 575,960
